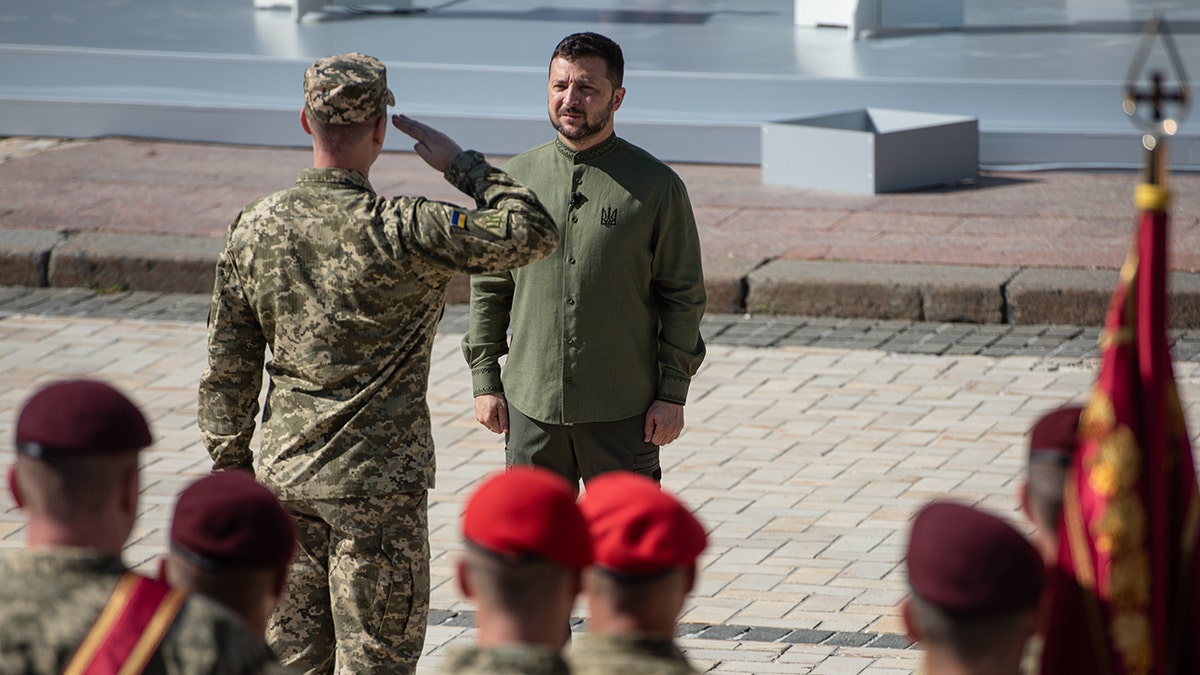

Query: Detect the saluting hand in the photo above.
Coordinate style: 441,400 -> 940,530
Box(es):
391,114 -> 464,172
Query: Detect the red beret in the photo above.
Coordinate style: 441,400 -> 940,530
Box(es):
462,467 -> 593,569
578,471 -> 707,577
1029,406 -> 1083,465
906,500 -> 1044,615
171,472 -> 297,572
15,379 -> 152,458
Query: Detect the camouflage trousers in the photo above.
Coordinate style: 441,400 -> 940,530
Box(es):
268,491 -> 430,675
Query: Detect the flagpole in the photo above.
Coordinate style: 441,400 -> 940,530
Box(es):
1122,16 -> 1191,674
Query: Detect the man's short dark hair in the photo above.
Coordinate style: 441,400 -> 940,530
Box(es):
907,592 -> 1033,664
551,32 -> 625,89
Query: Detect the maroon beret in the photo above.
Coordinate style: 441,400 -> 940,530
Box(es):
171,472 -> 297,572
906,500 -> 1044,615
578,471 -> 708,577
1029,406 -> 1083,465
462,467 -> 593,569
15,379 -> 152,458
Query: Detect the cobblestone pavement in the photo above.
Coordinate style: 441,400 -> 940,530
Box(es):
5,287 -> 1200,673
13,284 -> 1200,361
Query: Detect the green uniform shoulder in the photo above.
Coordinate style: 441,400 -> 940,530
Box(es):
567,633 -> 700,675
440,643 -> 571,675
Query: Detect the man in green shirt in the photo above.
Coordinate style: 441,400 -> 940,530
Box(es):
463,32 -> 707,487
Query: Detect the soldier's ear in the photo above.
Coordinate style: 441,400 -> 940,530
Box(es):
300,109 -> 313,136
8,465 -> 24,509
456,557 -> 474,599
119,465 -> 139,519
1018,482 -> 1032,521
900,597 -> 920,641
372,114 -> 387,146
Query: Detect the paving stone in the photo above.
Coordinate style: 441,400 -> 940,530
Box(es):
427,609 -> 457,625
781,629 -> 836,645
676,622 -> 711,638
698,624 -> 750,640
443,612 -> 476,627
868,633 -> 917,649
742,627 -> 792,642
825,631 -> 878,647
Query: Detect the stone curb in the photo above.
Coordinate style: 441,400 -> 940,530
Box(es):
749,259 -> 1200,328
6,227 -> 1200,327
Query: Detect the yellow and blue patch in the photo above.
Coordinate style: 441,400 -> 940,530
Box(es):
450,211 -> 467,229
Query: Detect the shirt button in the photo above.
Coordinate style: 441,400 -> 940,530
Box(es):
571,217 -> 578,223
568,257 -> 576,264
567,298 -> 576,305
568,337 -> 576,344
565,377 -> 574,383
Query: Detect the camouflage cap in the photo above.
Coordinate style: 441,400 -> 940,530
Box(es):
304,52 -> 395,125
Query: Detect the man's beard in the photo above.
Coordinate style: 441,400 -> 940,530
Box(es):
551,104 -> 612,142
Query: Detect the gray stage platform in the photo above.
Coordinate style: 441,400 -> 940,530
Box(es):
2,0 -> 1200,169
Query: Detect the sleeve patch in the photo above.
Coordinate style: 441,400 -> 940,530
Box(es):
473,212 -> 510,238
451,211 -> 468,229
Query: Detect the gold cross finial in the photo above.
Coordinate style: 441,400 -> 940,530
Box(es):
1123,16 -> 1190,136
1123,16 -> 1190,185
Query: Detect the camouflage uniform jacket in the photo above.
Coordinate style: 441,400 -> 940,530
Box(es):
439,644 -> 570,674
0,548 -> 276,674
198,151 -> 559,499
566,633 -> 701,675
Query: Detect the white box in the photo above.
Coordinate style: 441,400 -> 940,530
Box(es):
762,108 -> 978,194
794,0 -> 963,39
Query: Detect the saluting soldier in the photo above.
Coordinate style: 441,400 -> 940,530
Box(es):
569,471 -> 709,675
440,466 -> 593,675
0,379 -> 274,674
196,52 -> 559,674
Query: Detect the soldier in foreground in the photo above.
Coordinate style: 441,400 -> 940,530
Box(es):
569,471 -> 709,674
902,500 -> 1044,675
440,466 -> 592,674
164,471 -> 298,640
198,52 -> 559,673
0,378 -> 274,673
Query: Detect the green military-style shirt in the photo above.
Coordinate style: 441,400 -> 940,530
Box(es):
199,150 -> 559,498
439,644 -> 570,675
0,549 -> 275,674
566,633 -> 701,675
463,134 -> 707,424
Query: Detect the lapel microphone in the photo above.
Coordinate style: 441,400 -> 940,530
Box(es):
569,191 -> 584,208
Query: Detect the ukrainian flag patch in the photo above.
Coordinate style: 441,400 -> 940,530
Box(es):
451,211 -> 467,229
